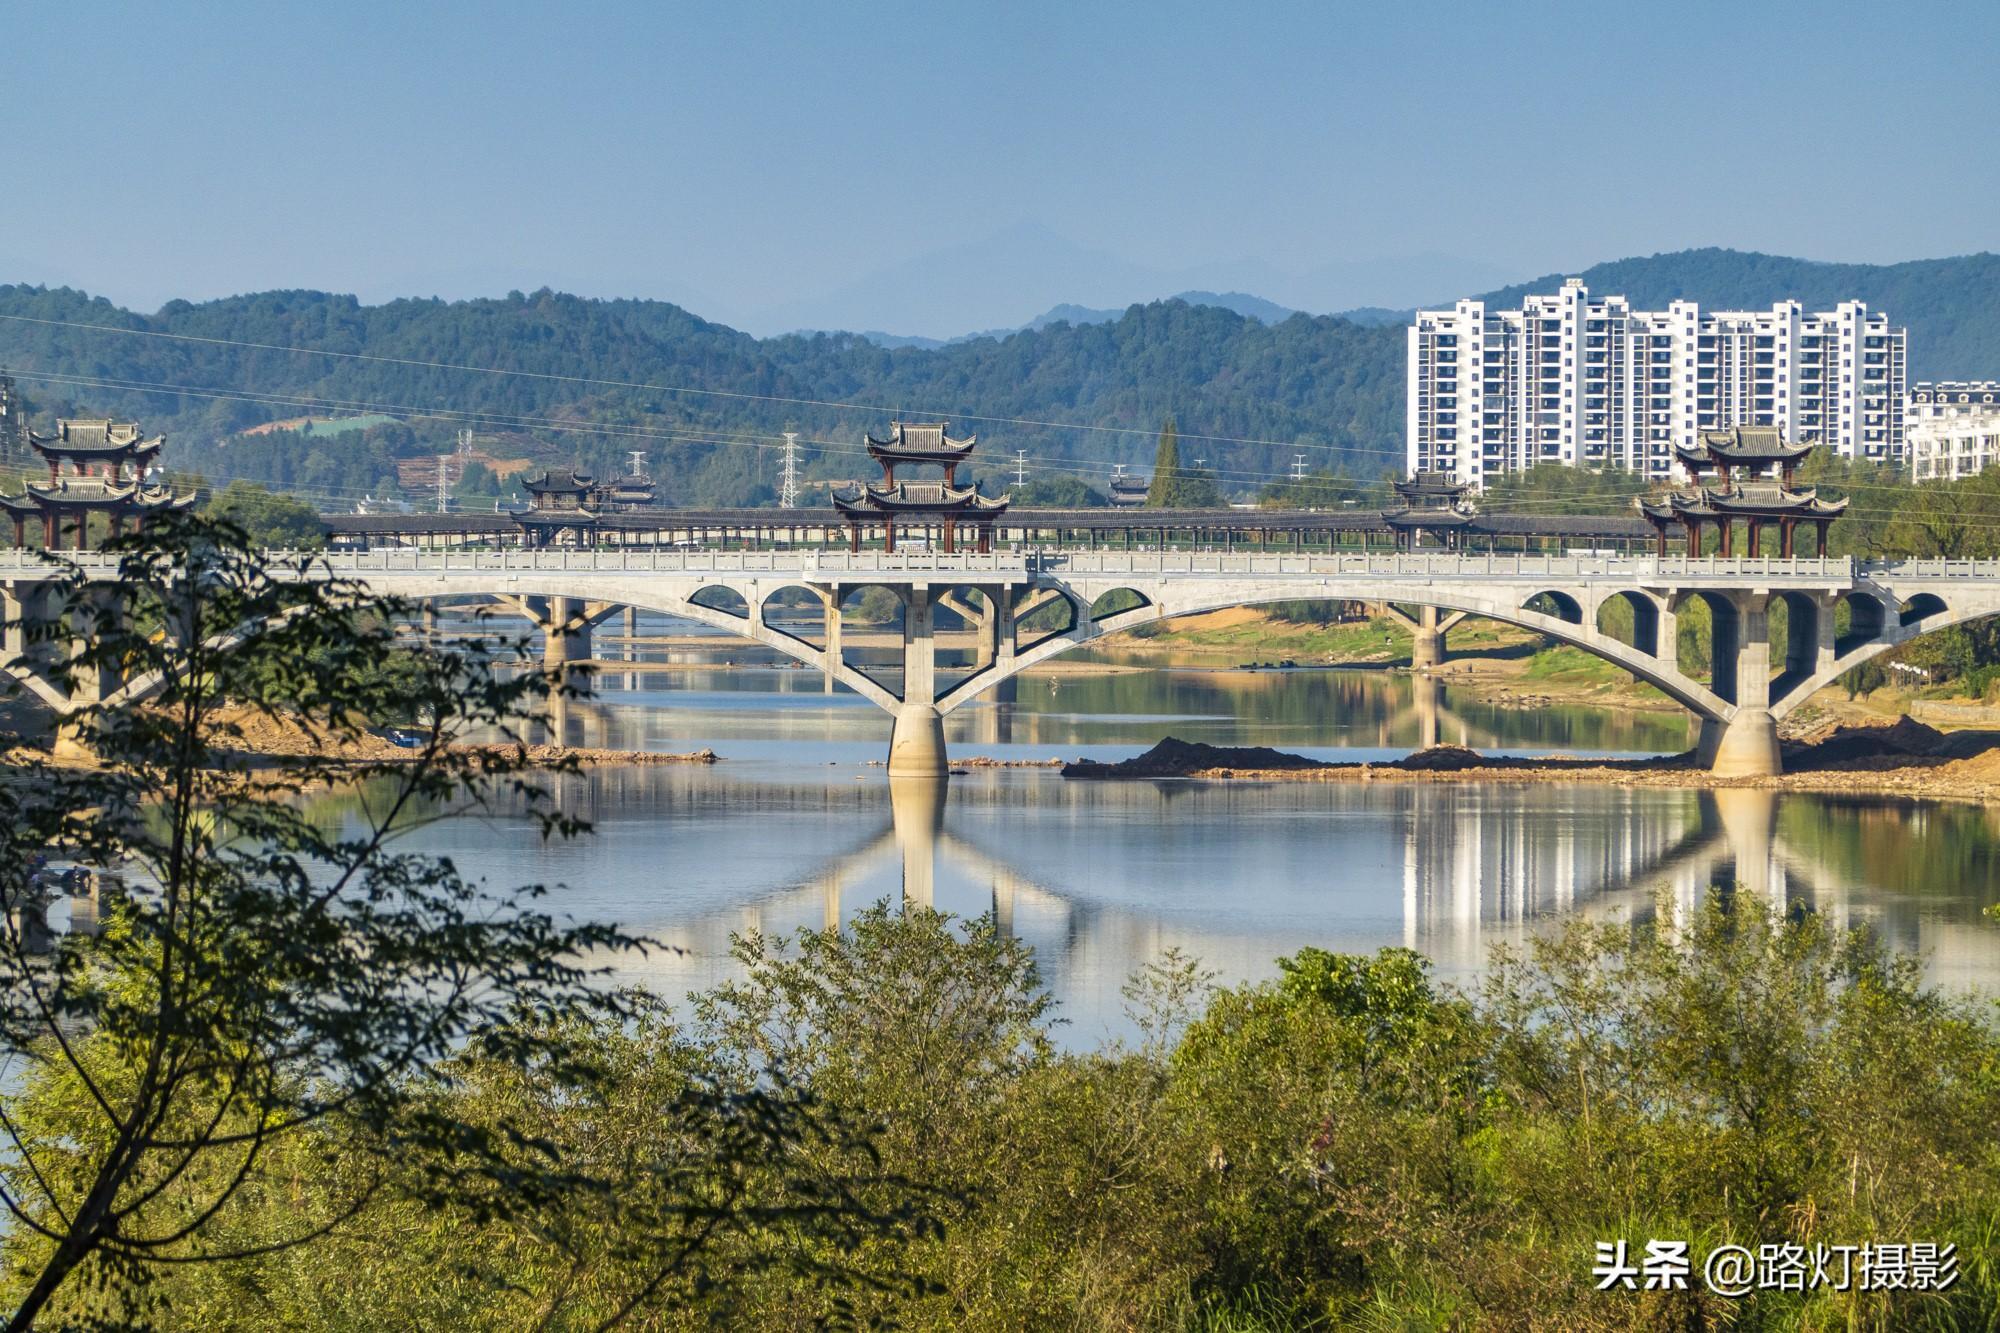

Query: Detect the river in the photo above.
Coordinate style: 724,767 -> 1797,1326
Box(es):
317,619 -> 2000,1046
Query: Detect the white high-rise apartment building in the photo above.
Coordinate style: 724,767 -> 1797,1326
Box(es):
1406,280 -> 1906,487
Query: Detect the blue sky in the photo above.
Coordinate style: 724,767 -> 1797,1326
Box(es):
6,1 -> 1997,334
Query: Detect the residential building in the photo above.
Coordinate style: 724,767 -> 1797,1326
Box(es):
0,374 -> 24,460
1907,380 -> 2000,428
1909,409 -> 2000,481
1407,280 -> 1906,487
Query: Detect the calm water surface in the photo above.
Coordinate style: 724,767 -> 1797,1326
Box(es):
326,619 -> 2000,1046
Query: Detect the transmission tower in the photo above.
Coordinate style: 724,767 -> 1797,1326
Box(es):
435,454 -> 451,513
1015,450 -> 1028,486
1292,453 -> 1307,481
779,430 -> 801,509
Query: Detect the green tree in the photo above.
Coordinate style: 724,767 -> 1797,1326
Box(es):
202,480 -> 328,549
1481,461 -> 1652,516
451,460 -> 505,509
1009,474 -> 1109,507
0,513 -> 639,1327
1256,467 -> 1369,509
106,1000 -> 939,1330
1145,418 -> 1223,508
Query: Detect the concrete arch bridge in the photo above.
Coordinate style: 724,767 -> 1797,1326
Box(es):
7,547 -> 2000,777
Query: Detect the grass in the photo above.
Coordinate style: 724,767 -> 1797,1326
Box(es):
1522,644 -> 1670,702
1134,611 -> 1544,667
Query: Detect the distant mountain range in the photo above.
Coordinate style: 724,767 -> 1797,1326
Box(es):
851,247 -> 2000,371
852,291 -> 1308,349
743,220 -> 1512,337
1,248 -> 1996,510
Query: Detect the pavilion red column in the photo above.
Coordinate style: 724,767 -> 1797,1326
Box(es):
883,518 -> 896,554
1746,519 -> 1760,557
1780,518 -> 1795,558
1719,518 -> 1733,557
942,519 -> 956,554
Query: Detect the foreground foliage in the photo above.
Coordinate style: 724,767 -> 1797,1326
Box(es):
51,896 -> 2000,1331
0,518 -> 924,1329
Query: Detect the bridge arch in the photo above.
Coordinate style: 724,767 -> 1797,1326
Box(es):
1900,592 -> 1948,627
1594,589 -> 1664,656
1524,590 -> 1585,625
935,582 -> 1731,723
1772,594 -> 2000,719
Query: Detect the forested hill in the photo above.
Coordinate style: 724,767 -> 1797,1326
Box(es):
0,286 -> 1404,507
3,248 -> 1998,509
1474,249 -> 2000,378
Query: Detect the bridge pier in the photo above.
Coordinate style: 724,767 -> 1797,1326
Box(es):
1707,710 -> 1781,779
888,586 -> 949,776
541,609 -> 592,679
504,594 -> 616,686
820,587 -> 844,694
55,588 -> 127,761
1382,603 -> 1466,670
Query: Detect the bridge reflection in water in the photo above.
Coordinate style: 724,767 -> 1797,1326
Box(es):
367,760 -> 2000,1043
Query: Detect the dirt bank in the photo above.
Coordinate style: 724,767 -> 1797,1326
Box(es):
1060,721 -> 2000,802
200,706 -> 719,768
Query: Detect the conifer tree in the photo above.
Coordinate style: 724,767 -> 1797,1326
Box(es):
1146,417 -> 1223,508
1145,417 -> 1182,507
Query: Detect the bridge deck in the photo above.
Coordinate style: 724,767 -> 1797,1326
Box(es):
0,547 -> 1868,584
320,505 -> 1658,546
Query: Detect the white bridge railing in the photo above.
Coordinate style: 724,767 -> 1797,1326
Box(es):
6,546 -> 2000,587
1025,552 -> 1859,582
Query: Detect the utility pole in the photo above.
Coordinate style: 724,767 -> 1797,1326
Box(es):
1292,453 -> 1307,482
779,430 -> 801,509
1015,450 -> 1027,486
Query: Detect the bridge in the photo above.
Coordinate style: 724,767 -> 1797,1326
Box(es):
6,546 -> 1999,777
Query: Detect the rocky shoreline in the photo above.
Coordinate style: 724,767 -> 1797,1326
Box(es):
1058,720 -> 2000,802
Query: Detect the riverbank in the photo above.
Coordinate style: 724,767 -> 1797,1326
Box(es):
1080,607 -> 1685,711
214,707 -> 722,767
1059,721 -> 2000,801
0,702 -> 722,769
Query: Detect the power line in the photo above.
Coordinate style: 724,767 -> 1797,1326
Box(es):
0,310 -> 1380,459
2,365 -> 1977,525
